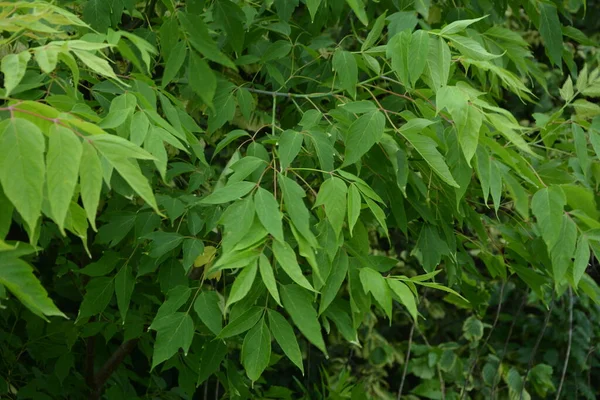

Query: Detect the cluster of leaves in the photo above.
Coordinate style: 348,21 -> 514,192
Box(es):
0,0 -> 599,399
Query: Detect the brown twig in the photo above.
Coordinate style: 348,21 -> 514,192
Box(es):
555,288 -> 573,400
397,323 -> 415,399
89,339 -> 139,400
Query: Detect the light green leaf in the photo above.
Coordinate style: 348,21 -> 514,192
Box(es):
531,186 -> 566,248
0,257 -> 66,319
446,34 -> 501,61
462,316 -> 484,341
34,47 -> 59,74
332,49 -> 357,99
573,235 -> 590,287
267,309 -> 304,374
362,12 -> 386,51
73,50 -> 122,82
319,250 -> 348,315
46,125 -> 82,233
387,280 -> 417,321
359,267 -> 392,320
389,31 -> 411,87
1,51 -> 31,96
254,187 -> 284,242
200,181 -> 255,204
364,197 -> 389,237
241,317 -> 271,382
259,253 -> 281,306
189,53 -> 217,109
345,0 -> 368,26
90,134 -> 155,160
151,313 -> 194,369
226,260 -> 258,309
278,130 -> 304,170
115,263 -> 135,323
218,306 -> 263,338
0,118 -> 45,233
440,16 -> 487,35
273,240 -> 314,291
77,277 -> 114,321
399,120 -> 459,187
539,2 -> 563,67
79,141 -> 103,231
549,215 -> 577,283
106,157 -> 159,212
99,93 -> 137,129
487,114 -> 535,156
279,175 -> 318,247
306,0 -> 321,21
194,291 -> 223,335
409,30 -> 429,86
280,284 -> 327,355
347,184 -> 361,236
314,177 -> 347,237
426,36 -> 451,90
559,76 -> 574,101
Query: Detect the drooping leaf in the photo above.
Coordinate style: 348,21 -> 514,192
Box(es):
343,110 -> 386,166
273,240 -> 314,292
1,51 -> 31,96
359,267 -> 392,320
267,309 -> 304,374
241,317 -> 271,382
259,253 -> 282,306
278,130 -> 304,170
115,263 -> 135,323
200,181 -> 255,204
539,2 -> 563,67
226,260 -> 258,309
332,50 -> 357,99
254,187 -> 284,242
314,177 -> 347,237
194,291 -> 223,335
151,313 -> 195,370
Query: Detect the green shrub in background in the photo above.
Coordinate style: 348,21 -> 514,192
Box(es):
0,0 -> 599,398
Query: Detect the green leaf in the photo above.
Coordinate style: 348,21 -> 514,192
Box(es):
267,309 -> 304,374
279,175 -> 318,247
259,253 -> 282,306
399,120 -> 459,187
178,12 -> 236,70
387,280 -> 418,321
182,238 -> 204,273
361,12 -> 387,51
539,2 -> 563,67
273,240 -> 315,291
0,257 -> 66,319
573,235 -> 590,287
200,181 -> 255,204
314,177 -> 347,237
99,93 -> 137,129
73,50 -> 121,82
78,252 -> 119,276
194,291 -> 223,335
241,317 -> 271,382
254,187 -> 284,242
343,110 -> 386,166
389,31 -> 411,88
446,34 -> 500,61
531,186 -> 566,248
409,30 -> 429,86
221,197 -> 256,251
345,0 -> 368,26
91,134 -> 155,161
0,119 -> 45,233
145,231 -> 184,258
79,141 -> 103,231
572,125 -> 590,176
189,53 -> 217,109
411,225 -> 450,272
426,36 -> 451,90
359,267 -> 392,320
332,50 -> 357,99
197,340 -> 227,385
319,250 -> 348,314
549,215 -> 577,283
462,316 -> 484,341
364,197 -> 389,237
151,313 -> 194,369
236,89 -> 255,121
440,16 -> 487,36
214,0 -> 246,54
280,284 -> 327,355
46,125 -> 82,233
278,130 -> 304,170
226,260 -> 258,309
306,0 -> 321,21
218,306 -> 263,338
347,184 -> 361,235
162,41 -> 187,87
107,157 -> 159,213
78,277 -> 114,321
34,47 -> 59,74
1,51 -> 30,96
115,263 -> 135,323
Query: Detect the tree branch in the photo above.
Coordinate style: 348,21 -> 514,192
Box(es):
89,339 -> 139,400
555,288 -> 573,400
397,323 -> 415,400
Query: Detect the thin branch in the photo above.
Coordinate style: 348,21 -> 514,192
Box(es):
520,292 -> 556,400
460,280 -> 506,400
89,339 -> 139,400
491,291 -> 528,399
397,323 -> 415,400
243,87 -> 337,99
555,288 -> 573,400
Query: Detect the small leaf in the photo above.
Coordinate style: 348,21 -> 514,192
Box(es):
345,0 -> 368,26
359,268 -> 392,320
200,181 -> 255,204
115,263 -> 135,323
273,240 -> 314,292
409,30 -> 429,86
194,291 -> 223,335
573,235 -> 590,287
440,16 -> 487,35
278,130 -> 304,170
1,51 -> 31,95
267,309 -> 304,374
319,250 -> 348,314
162,41 -> 187,87
315,177 -> 347,237
426,37 -> 451,90
182,238 -> 204,273
343,110 -> 386,166
226,260 -> 258,309
531,186 -> 566,248
280,284 -> 327,355
254,187 -> 284,242
332,50 -> 357,99
387,280 -> 417,321
462,316 -> 484,341
259,253 -> 282,306
241,317 -> 271,382
78,277 -> 114,321
218,306 -> 263,338
361,12 -> 387,51
46,125 -> 82,233
347,184 -> 361,235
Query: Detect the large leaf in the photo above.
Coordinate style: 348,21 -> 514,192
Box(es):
332,49 -> 357,99
254,187 -> 284,242
0,119 -> 45,233
539,2 -> 563,67
1,51 -> 30,96
314,177 -> 347,237
267,309 -> 304,374
343,110 -> 386,166
241,317 -> 271,382
280,284 -> 327,355
273,240 -> 314,291
151,313 -> 194,370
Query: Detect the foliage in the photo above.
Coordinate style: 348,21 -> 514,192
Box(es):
0,0 -> 599,399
